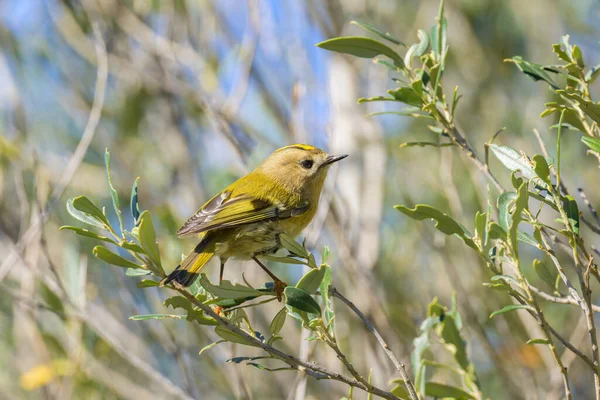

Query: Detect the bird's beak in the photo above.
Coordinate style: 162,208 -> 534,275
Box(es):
322,154 -> 348,167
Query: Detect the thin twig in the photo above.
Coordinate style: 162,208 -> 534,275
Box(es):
578,188 -> 600,232
330,287 -> 419,400
174,287 -> 401,400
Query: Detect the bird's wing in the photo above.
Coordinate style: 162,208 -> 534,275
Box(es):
176,190 -> 309,237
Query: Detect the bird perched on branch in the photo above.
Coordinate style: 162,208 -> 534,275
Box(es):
160,144 -> 347,299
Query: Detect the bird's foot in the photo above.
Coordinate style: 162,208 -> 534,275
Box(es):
274,279 -> 288,302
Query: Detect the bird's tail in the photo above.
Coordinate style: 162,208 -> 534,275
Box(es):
160,235 -> 215,287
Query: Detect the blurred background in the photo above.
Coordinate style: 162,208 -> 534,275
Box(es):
1,0 -> 600,399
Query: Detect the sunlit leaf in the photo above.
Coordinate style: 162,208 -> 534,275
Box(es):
490,144 -> 535,180
316,36 -> 405,69
199,274 -> 267,299
129,314 -> 184,320
269,307 -> 287,335
295,265 -> 326,294
490,304 -> 534,318
279,233 -> 309,258
137,211 -> 163,273
350,21 -> 404,46
527,338 -> 551,345
92,246 -> 141,269
425,382 -> 475,399
60,226 -> 117,245
105,149 -> 124,236
582,137 -> 600,153
395,204 -> 477,250
164,295 -> 217,326
66,196 -> 109,229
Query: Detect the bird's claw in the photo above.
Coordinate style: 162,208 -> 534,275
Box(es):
274,279 -> 288,302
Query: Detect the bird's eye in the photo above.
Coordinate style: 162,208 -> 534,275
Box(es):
300,159 -> 314,169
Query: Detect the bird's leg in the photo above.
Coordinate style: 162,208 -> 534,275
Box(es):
219,260 -> 226,285
252,256 -> 287,301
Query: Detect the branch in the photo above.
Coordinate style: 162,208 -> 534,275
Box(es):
330,287 -> 419,400
173,287 -> 402,400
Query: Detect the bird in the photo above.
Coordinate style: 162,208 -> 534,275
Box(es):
160,144 -> 347,299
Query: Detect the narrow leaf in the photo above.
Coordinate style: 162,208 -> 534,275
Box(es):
395,204 -> 477,250
66,196 -> 109,229
105,149 -> 124,236
269,307 -> 287,335
199,274 -> 267,299
130,177 -> 141,224
92,246 -> 141,269
316,36 -> 405,69
349,21 -> 404,46
490,304 -> 534,318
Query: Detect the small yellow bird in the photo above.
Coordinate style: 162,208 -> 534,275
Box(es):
160,144 -> 347,297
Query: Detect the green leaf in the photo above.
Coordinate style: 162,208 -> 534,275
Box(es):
129,314 -> 184,321
316,36 -> 405,69
489,144 -> 535,180
164,295 -> 218,326
199,340 -> 226,356
490,304 -> 534,318
533,259 -> 556,287
319,264 -> 334,333
296,265 -> 326,294
92,246 -> 141,269
388,87 -> 423,107
130,177 -> 141,224
137,279 -> 160,288
279,233 -> 309,258
126,268 -> 151,277
558,90 -> 600,125
582,136 -> 600,153
552,43 -> 571,63
199,274 -> 267,299
395,204 -> 477,250
572,45 -> 584,68
214,325 -> 259,346
439,315 -> 469,371
488,222 -> 507,240
269,307 -> 287,335
490,274 -> 519,286
399,142 -> 454,148
349,21 -> 404,46
527,338 -> 551,345
66,196 -> 110,229
509,182 -> 529,255
497,191 -> 517,232
137,211 -> 163,273
357,96 -> 397,103
105,149 -> 124,236
474,211 -> 487,248
59,226 -> 118,245
414,29 -> 430,57
390,384 -> 410,399
258,255 -> 307,265
562,195 -> 579,235
585,64 -> 600,84
284,287 -> 321,314
425,382 -> 474,399
404,29 -> 429,66
532,154 -> 550,185
505,56 -> 558,89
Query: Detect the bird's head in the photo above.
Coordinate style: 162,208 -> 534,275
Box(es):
256,144 -> 347,195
